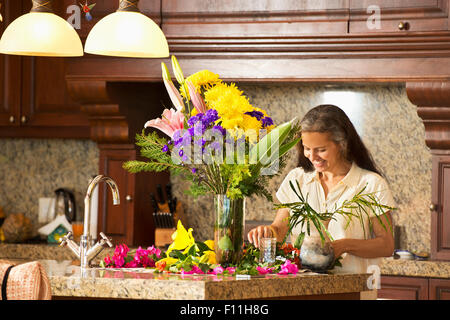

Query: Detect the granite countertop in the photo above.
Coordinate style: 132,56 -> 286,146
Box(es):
2,243 -> 450,281
380,257 -> 450,279
40,259 -> 370,300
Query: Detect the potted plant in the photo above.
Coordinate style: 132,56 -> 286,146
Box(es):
275,180 -> 395,272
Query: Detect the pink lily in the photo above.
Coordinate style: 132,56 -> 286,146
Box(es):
164,79 -> 185,112
144,108 -> 184,138
186,80 -> 207,114
162,62 -> 185,112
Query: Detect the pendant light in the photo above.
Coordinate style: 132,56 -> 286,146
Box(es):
0,0 -> 83,57
84,0 -> 169,58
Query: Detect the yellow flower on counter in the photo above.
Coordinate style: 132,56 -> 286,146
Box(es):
199,250 -> 217,265
204,240 -> 214,251
165,220 -> 195,257
156,257 -> 178,268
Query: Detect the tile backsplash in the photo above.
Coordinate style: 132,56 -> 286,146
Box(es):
0,84 -> 432,255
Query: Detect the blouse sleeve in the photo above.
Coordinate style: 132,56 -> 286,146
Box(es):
276,168 -> 304,204
364,175 -> 396,218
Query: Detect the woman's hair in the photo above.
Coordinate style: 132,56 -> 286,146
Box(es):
298,104 -> 382,176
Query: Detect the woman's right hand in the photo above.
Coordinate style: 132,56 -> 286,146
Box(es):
247,225 -> 275,248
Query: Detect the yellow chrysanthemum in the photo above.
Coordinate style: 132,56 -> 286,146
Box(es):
185,70 -> 221,93
204,83 -> 256,132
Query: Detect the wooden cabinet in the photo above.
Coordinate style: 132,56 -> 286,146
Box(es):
97,145 -> 169,246
429,278 -> 450,300
431,155 -> 450,260
379,276 -> 450,300
349,0 -> 449,33
0,0 -> 89,139
379,276 -> 429,300
162,0 -> 350,37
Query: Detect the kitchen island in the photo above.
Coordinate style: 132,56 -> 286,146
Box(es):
38,259 -> 371,300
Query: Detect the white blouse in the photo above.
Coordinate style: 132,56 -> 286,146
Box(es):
276,162 -> 396,274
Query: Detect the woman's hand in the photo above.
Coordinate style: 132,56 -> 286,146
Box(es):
330,239 -> 348,259
247,225 -> 275,248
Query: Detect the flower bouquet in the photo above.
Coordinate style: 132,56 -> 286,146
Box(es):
123,56 -> 301,265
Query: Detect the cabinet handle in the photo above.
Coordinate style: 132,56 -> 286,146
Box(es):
20,115 -> 27,124
398,21 -> 409,31
125,195 -> 132,202
429,204 -> 438,212
9,116 -> 15,123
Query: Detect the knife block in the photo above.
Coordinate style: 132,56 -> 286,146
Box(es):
154,201 -> 186,248
154,228 -> 176,248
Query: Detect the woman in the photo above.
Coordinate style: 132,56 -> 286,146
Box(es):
247,104 -> 395,273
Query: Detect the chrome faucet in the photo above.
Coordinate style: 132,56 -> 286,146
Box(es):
60,175 -> 120,268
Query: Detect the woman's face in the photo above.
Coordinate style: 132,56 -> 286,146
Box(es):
301,131 -> 344,173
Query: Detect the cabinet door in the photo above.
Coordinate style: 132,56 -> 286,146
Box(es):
378,276 -> 429,300
97,145 -> 170,246
0,1 -> 22,127
349,0 -> 449,33
162,0 -> 350,37
429,278 -> 450,300
98,147 -> 136,245
431,155 -> 450,260
19,56 -> 90,138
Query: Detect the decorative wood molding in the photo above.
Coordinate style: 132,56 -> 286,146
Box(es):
406,81 -> 450,151
66,80 -> 130,143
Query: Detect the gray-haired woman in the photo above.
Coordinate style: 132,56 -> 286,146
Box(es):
247,104 -> 395,273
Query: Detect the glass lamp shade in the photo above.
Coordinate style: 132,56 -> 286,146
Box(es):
0,12 -> 83,57
84,11 -> 169,58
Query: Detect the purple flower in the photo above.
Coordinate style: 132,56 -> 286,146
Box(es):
179,149 -> 184,157
187,113 -> 203,127
191,168 -> 197,174
162,145 -> 169,153
212,125 -> 226,136
262,117 -> 274,128
245,110 -> 264,121
203,109 -> 219,125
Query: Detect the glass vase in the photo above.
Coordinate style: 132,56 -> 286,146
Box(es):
299,235 -> 335,272
213,194 -> 246,265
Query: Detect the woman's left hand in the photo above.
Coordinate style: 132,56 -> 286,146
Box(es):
330,239 -> 348,259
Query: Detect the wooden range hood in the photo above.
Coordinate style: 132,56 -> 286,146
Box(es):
64,1 -> 450,255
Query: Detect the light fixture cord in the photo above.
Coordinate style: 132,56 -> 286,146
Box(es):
30,0 -> 53,13
159,0 -> 163,29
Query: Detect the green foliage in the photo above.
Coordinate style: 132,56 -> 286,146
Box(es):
275,180 -> 397,244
